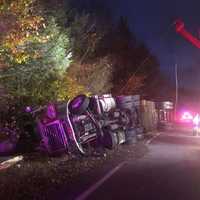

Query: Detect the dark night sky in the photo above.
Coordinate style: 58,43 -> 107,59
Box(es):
103,0 -> 200,91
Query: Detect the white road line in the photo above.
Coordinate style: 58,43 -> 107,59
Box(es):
163,134 -> 200,138
76,132 -> 161,199
75,161 -> 127,200
146,132 -> 162,145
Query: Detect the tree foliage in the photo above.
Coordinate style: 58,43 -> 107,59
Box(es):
106,17 -> 161,96
0,0 -> 44,64
0,0 -> 72,104
0,0 -> 162,105
68,56 -> 113,95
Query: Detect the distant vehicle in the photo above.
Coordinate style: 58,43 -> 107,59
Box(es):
180,111 -> 193,123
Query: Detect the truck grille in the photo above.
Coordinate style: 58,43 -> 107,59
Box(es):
42,120 -> 68,153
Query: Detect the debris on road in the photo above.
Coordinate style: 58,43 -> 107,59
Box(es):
0,155 -> 23,170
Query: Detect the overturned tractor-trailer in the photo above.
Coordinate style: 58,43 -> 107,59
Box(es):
26,94 -> 143,156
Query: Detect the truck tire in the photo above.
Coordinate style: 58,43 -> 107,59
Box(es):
116,95 -> 140,108
68,95 -> 90,115
116,95 -> 135,103
120,108 -> 137,128
118,102 -> 135,111
125,128 -> 137,145
103,131 -> 118,149
136,127 -> 144,134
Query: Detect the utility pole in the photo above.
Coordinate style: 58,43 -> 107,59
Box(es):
174,63 -> 178,120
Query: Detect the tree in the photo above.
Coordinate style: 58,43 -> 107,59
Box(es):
68,13 -> 106,63
62,1 -> 114,94
107,16 -> 162,97
0,0 -> 72,104
0,0 -> 45,64
68,56 -> 113,95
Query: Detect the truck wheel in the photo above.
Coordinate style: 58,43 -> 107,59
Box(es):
118,102 -> 135,111
125,128 -> 137,145
103,131 -> 118,149
116,95 -> 135,103
68,95 -> 90,115
116,96 -> 140,108
136,127 -> 144,134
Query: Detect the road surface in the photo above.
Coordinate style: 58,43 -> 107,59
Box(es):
51,129 -> 200,200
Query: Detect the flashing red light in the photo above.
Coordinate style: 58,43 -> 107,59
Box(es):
180,111 -> 193,123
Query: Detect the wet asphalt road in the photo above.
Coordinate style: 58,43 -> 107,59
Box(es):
52,128 -> 200,200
